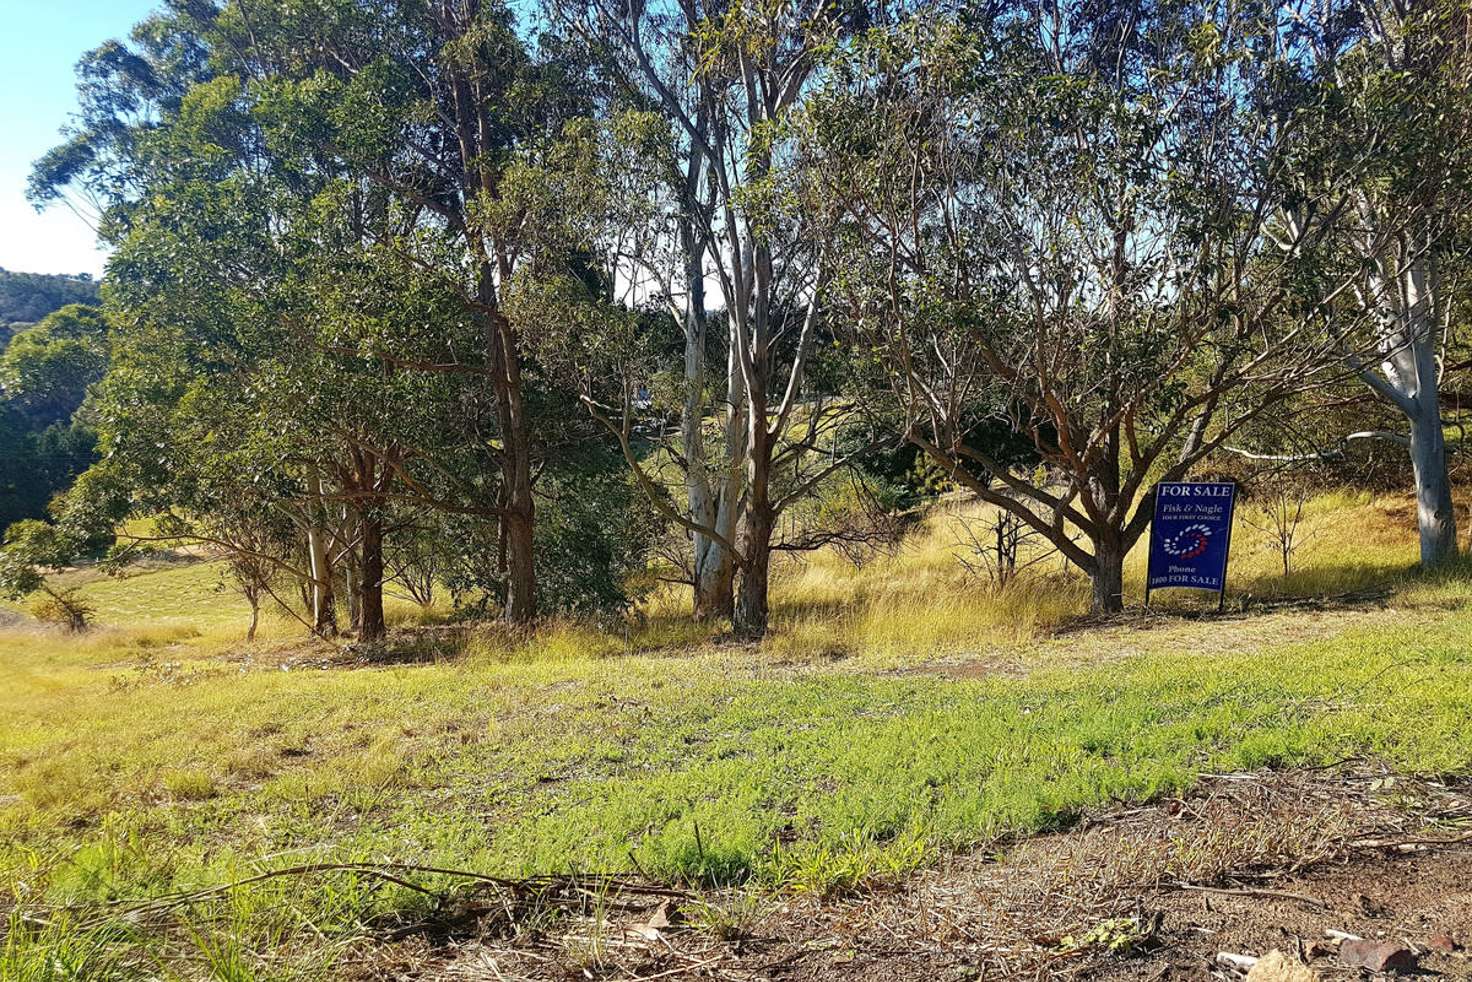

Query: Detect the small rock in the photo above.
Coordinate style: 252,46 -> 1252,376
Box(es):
1246,949 -> 1319,982
1426,932 -> 1459,954
1338,939 -> 1416,974
1304,940 -> 1336,959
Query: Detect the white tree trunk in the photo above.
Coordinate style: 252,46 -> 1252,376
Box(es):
1409,399 -> 1457,566
680,221 -> 744,620
304,467 -> 336,635
1359,255 -> 1458,567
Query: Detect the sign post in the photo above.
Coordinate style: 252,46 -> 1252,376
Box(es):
1145,482 -> 1237,611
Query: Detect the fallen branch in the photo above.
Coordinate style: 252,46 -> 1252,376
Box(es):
1349,830 -> 1472,851
1171,882 -> 1328,908
66,862 -> 688,929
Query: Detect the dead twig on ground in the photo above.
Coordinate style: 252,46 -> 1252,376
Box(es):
1168,882 -> 1329,908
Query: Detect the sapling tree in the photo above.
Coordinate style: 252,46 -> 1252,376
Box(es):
0,520 -> 92,631
1242,473 -> 1319,578
955,507 -> 1060,591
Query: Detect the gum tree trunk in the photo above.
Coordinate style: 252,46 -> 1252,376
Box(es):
733,508 -> 773,640
304,468 -> 337,637
681,246 -> 734,621
1356,258 -> 1458,567
358,512 -> 386,642
1410,393 -> 1457,566
442,5 -> 539,626
503,499 -> 537,624
1089,536 -> 1125,615
733,398 -> 775,639
678,191 -> 743,622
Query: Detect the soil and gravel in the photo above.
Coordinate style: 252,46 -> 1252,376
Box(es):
356,765 -> 1472,981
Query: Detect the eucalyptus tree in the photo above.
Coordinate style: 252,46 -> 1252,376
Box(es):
811,0 -> 1390,613
543,1 -> 747,622
0,305 -> 109,427
1294,0 -> 1472,567
204,0 -> 619,624
26,3 -> 341,633
0,304 -> 107,531
29,0 -> 606,628
547,0 -> 890,636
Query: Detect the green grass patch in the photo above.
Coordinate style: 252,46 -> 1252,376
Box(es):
0,491 -> 1469,975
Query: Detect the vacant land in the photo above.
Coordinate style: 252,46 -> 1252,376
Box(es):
3,494 -> 1472,979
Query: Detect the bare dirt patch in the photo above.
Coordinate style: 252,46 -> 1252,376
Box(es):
371,766 -> 1472,981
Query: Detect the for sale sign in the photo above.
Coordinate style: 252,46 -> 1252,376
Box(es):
1146,482 -> 1237,603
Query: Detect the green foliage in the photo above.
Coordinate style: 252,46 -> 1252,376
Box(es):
0,410 -> 97,534
0,304 -> 108,424
0,519 -> 95,630
28,590 -> 97,633
0,304 -> 107,533
535,444 -> 667,615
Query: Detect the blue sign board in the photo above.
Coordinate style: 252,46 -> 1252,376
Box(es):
1146,482 -> 1237,603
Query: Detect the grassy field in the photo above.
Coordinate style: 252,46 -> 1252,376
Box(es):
3,492 -> 1472,978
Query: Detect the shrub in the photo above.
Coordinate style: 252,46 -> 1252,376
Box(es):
29,588 -> 94,631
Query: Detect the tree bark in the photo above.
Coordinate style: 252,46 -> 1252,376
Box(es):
733,508 -> 773,639
344,542 -> 362,632
503,497 -> 536,624
358,512 -> 386,642
693,536 -> 736,621
1358,258 -> 1459,568
677,164 -> 743,622
1410,398 -> 1457,566
733,372 -> 775,640
1089,536 -> 1125,615
680,223 -> 732,621
304,473 -> 337,637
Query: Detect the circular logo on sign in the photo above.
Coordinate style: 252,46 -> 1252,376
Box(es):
1163,523 -> 1212,559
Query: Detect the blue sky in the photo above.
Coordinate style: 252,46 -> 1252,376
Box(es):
0,0 -> 160,277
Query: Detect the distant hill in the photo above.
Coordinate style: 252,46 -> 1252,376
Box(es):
0,268 -> 101,337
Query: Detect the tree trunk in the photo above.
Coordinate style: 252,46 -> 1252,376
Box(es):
689,439 -> 740,622
503,493 -> 536,624
359,513 -> 386,642
444,20 -> 538,626
1089,537 -> 1125,615
305,519 -> 337,637
344,547 -> 362,632
1410,398 -> 1457,566
693,538 -> 736,621
246,593 -> 260,643
733,511 -> 773,640
1361,257 -> 1459,568
679,212 -> 742,622
734,394 -> 775,640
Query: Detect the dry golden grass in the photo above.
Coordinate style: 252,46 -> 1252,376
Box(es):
663,489 -> 1426,667
0,488 -> 1439,678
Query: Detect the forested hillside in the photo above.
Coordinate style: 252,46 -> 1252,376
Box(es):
0,267 -> 99,334
0,304 -> 106,532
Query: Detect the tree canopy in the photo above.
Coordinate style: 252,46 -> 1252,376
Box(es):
11,0 -> 1472,635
